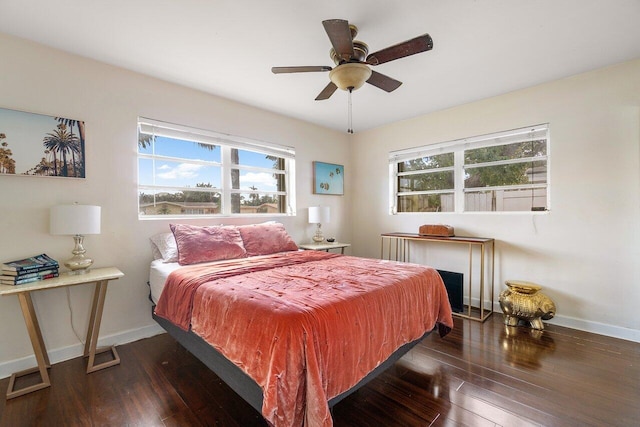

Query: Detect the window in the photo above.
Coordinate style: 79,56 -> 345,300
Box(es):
389,124 -> 549,213
395,152 -> 455,213
137,118 -> 296,218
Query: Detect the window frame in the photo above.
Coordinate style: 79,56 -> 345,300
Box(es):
389,124 -> 550,214
137,117 -> 296,219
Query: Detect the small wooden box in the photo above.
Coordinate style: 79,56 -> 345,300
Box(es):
419,224 -> 454,237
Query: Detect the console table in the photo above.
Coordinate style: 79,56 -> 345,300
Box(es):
0,267 -> 124,399
381,233 -> 494,322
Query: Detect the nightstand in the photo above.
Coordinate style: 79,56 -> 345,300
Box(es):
298,242 -> 351,254
0,267 -> 124,399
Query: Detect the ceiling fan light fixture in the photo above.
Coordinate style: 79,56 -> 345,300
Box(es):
329,63 -> 372,91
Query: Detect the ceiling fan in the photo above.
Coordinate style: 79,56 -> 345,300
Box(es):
271,19 -> 434,101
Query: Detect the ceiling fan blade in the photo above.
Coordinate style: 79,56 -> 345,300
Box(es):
322,19 -> 354,61
366,70 -> 402,92
366,34 -> 433,65
272,66 -> 332,74
315,82 -> 338,100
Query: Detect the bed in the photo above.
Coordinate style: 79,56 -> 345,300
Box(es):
149,222 -> 453,427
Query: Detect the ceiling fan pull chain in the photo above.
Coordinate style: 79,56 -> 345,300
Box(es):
348,87 -> 354,134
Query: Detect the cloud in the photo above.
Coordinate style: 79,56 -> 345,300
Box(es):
241,172 -> 277,190
157,163 -> 204,180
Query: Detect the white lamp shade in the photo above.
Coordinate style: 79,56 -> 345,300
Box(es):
50,205 -> 101,235
309,206 -> 330,224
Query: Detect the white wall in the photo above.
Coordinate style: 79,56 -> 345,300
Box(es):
1,32 -> 639,380
351,59 -> 640,342
0,33 -> 351,377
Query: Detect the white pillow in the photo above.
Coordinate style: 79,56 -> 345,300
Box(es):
149,232 -> 178,263
150,241 -> 163,260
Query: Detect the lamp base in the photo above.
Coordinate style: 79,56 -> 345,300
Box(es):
64,255 -> 93,274
312,223 -> 324,243
64,234 -> 94,274
66,269 -> 91,275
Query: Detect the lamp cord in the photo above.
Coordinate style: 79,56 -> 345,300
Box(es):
66,287 -> 85,346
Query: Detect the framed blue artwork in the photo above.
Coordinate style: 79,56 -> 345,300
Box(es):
313,161 -> 344,195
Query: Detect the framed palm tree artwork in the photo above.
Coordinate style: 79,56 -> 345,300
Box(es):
0,107 -> 85,178
313,161 -> 344,195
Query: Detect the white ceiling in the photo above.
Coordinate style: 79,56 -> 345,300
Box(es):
2,1 -> 640,133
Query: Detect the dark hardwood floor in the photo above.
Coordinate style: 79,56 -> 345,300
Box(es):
1,314 -> 638,426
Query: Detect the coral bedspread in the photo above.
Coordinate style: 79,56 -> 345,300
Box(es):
154,250 -> 453,427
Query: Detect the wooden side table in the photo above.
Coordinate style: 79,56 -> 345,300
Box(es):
298,242 -> 351,254
0,267 -> 124,399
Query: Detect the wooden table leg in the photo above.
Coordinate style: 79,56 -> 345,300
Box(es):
6,292 -> 51,399
84,280 -> 120,373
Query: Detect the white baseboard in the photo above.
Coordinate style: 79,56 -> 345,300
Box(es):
0,323 -> 165,380
542,314 -> 640,343
489,301 -> 640,343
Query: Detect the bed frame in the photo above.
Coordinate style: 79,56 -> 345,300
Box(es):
152,309 -> 432,415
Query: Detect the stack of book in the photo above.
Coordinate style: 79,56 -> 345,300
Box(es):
1,254 -> 60,286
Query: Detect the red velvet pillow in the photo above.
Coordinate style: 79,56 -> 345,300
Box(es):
170,224 -> 247,265
238,222 -> 298,257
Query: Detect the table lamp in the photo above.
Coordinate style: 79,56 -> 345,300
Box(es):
50,204 -> 101,274
308,206 -> 330,243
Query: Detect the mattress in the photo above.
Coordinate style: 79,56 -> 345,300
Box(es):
148,259 -> 180,304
